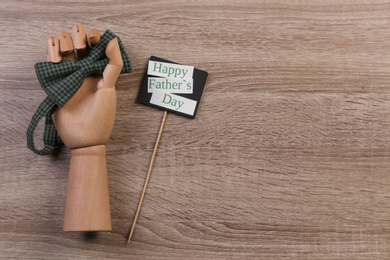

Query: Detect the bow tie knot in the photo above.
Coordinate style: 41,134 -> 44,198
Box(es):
36,58 -> 110,107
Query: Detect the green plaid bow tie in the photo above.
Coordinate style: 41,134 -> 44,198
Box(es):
27,30 -> 132,155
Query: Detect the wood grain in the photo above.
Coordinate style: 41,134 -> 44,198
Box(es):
2,0 -> 390,259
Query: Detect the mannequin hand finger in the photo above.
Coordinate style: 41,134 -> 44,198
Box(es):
72,24 -> 88,60
87,29 -> 101,46
106,38 -> 123,67
97,38 -> 123,89
59,32 -> 75,61
46,36 -> 62,63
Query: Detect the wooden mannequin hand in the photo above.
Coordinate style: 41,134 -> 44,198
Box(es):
46,24 -> 124,231
47,24 -> 123,149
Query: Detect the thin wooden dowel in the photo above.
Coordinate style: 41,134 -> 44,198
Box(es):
128,111 -> 168,244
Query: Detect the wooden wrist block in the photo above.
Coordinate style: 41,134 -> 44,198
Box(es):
63,145 -> 111,232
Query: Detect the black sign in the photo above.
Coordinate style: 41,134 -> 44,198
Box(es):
137,56 -> 208,119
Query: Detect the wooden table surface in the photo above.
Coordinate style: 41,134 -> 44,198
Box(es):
2,1 -> 390,259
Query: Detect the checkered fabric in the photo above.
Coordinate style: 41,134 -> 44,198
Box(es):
27,30 -> 132,155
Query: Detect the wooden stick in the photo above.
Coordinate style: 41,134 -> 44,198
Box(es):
128,111 -> 168,244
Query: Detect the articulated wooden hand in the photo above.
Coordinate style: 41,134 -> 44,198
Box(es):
46,24 -> 123,231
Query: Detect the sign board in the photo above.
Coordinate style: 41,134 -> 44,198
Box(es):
137,56 -> 208,119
